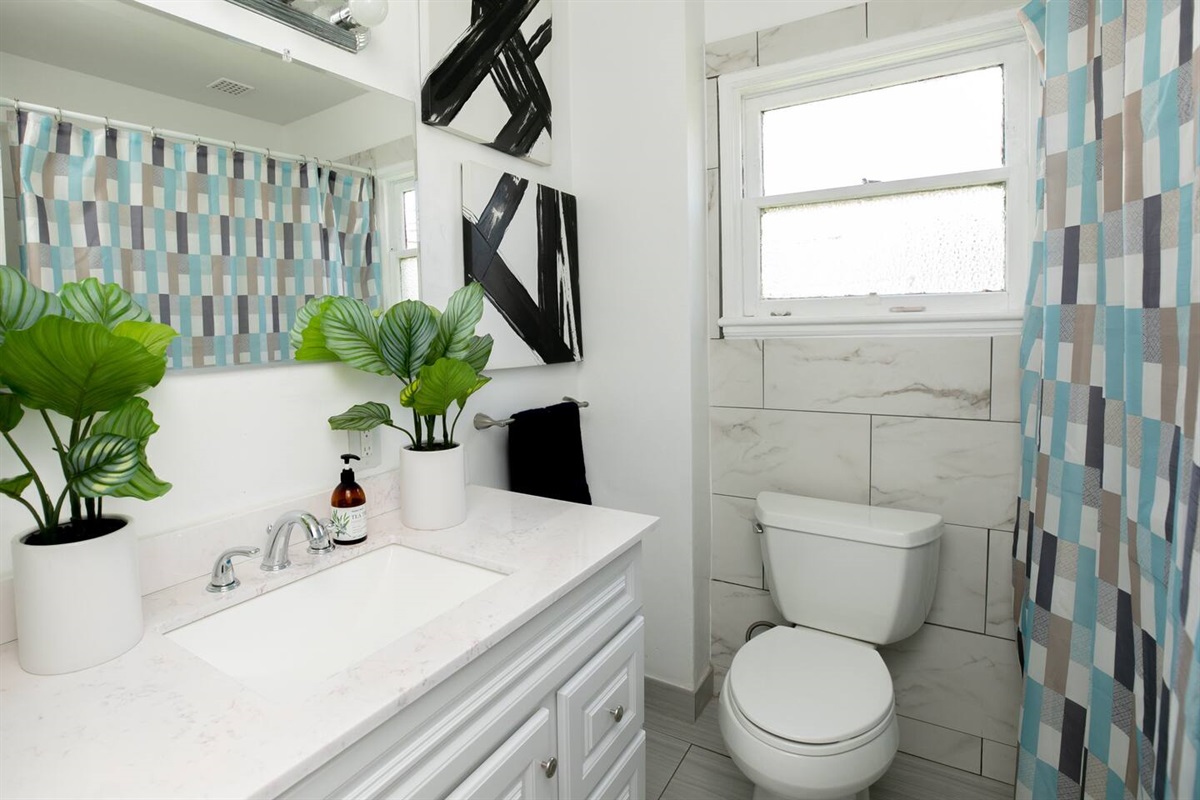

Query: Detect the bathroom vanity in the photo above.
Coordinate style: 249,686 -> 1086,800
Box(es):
0,487 -> 654,799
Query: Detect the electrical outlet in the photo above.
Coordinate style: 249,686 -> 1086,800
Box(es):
348,429 -> 382,469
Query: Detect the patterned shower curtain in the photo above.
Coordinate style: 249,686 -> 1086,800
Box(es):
7,109 -> 381,369
1016,2 -> 1199,798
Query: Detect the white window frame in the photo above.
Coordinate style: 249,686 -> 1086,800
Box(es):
375,165 -> 420,304
718,12 -> 1035,338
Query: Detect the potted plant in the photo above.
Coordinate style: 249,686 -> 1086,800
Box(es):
0,265 -> 176,674
291,282 -> 492,530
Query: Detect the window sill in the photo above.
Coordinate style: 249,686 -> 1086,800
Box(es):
718,313 -> 1023,339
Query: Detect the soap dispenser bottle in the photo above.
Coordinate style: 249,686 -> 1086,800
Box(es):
330,454 -> 368,545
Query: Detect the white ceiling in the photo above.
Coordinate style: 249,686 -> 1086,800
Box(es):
0,0 -> 369,125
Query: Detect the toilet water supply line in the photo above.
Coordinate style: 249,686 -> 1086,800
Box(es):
746,621 -> 777,642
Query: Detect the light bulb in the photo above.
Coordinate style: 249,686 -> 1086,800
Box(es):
347,0 -> 389,27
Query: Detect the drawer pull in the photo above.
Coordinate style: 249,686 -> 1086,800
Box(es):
541,756 -> 558,778
609,705 -> 625,723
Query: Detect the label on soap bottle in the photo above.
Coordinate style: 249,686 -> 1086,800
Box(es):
330,505 -> 368,544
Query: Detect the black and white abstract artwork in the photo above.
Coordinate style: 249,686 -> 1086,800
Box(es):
422,0 -> 552,165
462,162 -> 581,368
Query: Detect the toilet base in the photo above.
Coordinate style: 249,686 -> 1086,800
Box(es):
753,787 -> 869,800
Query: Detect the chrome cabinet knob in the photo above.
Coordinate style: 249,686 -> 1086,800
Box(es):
207,546 -> 261,593
540,756 -> 557,778
609,704 -> 625,723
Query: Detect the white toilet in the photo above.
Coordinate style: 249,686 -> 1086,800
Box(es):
718,492 -> 943,800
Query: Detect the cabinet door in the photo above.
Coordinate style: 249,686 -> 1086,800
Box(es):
557,616 -> 645,799
446,708 -> 558,800
587,731 -> 646,800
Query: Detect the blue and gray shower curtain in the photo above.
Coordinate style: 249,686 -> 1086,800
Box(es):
7,109 -> 380,369
1016,1 -> 1200,798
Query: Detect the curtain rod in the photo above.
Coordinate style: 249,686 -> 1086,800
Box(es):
0,96 -> 375,179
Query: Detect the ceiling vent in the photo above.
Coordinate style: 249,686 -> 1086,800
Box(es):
207,78 -> 255,97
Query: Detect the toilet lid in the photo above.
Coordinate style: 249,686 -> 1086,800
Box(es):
727,626 -> 893,745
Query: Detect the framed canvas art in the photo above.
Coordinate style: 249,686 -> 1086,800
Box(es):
461,162 -> 581,368
422,0 -> 552,165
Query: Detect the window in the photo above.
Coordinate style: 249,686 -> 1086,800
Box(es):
380,173 -> 420,302
718,15 -> 1033,336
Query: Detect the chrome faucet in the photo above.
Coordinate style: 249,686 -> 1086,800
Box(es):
207,546 -> 260,592
261,510 -> 335,571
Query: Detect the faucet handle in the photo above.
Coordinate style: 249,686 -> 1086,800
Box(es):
208,546 -> 261,593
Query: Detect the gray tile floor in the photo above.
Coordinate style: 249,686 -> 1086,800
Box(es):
644,691 -> 1015,800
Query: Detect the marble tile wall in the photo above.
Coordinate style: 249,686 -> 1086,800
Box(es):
704,0 -> 1026,785
709,337 -> 1023,781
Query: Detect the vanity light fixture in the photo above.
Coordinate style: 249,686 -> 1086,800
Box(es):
223,0 -> 386,53
331,0 -> 389,30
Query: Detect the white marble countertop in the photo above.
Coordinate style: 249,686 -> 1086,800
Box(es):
0,486 -> 655,800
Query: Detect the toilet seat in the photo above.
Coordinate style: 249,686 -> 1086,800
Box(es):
725,626 -> 894,748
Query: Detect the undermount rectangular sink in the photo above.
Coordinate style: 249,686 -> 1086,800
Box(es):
166,545 -> 506,698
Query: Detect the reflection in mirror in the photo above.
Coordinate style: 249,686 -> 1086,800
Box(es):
0,0 -> 418,362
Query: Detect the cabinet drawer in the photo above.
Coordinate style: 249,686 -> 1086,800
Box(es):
587,731 -> 646,800
446,707 -> 558,800
557,616 -> 644,800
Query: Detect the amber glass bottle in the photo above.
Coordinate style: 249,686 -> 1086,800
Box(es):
330,454 -> 367,545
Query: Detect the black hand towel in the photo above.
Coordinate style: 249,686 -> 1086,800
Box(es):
507,402 -> 592,505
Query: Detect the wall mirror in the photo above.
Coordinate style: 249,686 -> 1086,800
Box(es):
0,0 -> 418,366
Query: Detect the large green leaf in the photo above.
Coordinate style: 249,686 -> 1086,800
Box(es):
59,278 -> 151,330
0,316 -> 168,419
379,301 -> 437,381
328,402 -> 394,431
321,297 -> 390,375
399,379 -> 419,408
0,265 -> 64,345
66,433 -> 139,497
0,393 -> 23,432
291,296 -> 337,361
0,473 -> 32,500
92,398 -> 171,500
428,282 -> 484,363
462,334 -> 494,374
113,320 -> 177,359
409,358 -> 480,418
456,375 -> 491,409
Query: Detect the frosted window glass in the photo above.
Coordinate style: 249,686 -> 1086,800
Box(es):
760,185 -> 1006,299
399,256 -> 420,301
762,67 -> 1003,195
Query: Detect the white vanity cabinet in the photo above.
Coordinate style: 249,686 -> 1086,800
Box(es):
281,544 -> 644,800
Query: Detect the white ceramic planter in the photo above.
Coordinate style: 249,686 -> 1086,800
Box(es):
12,519 -> 144,675
399,444 -> 467,530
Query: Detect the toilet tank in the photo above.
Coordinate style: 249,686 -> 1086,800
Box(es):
756,492 -> 942,645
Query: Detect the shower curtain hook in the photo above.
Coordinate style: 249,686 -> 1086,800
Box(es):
151,126 -> 158,140
104,116 -> 111,130
55,107 -> 63,124
266,147 -> 271,162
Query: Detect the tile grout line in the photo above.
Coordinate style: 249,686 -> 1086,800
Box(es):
989,336 -> 996,421
658,743 -> 693,800
709,402 -> 1013,424
868,413 -> 874,503
983,528 -> 993,635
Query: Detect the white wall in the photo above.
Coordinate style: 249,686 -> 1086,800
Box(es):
571,0 -> 709,690
1,0 -> 712,693
284,91 -> 413,160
